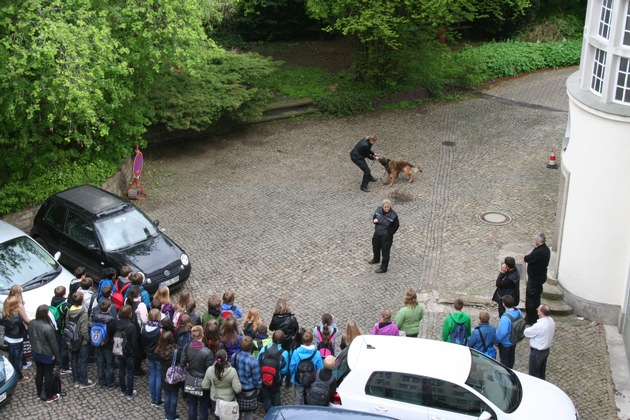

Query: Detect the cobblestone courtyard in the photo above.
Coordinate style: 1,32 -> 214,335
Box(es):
2,67 -> 621,419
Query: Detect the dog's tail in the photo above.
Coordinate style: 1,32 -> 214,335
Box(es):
411,165 -> 422,173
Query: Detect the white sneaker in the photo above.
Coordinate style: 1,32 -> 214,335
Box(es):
22,361 -> 32,369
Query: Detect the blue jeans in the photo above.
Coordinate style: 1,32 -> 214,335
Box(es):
148,358 -> 163,403
55,332 -> 69,370
118,355 -> 135,396
70,344 -> 88,384
96,347 -> 115,387
7,341 -> 24,380
188,390 -> 209,420
163,387 -> 179,420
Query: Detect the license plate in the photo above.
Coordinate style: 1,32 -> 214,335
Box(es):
0,392 -> 6,403
160,276 -> 179,288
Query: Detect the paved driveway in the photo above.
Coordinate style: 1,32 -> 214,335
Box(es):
4,67 -> 620,419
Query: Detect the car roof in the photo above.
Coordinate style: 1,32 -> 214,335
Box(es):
53,185 -> 130,217
0,220 -> 28,242
347,336 -> 472,384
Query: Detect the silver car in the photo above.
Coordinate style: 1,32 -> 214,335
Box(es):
0,220 -> 74,319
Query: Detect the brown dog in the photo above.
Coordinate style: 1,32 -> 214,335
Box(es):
378,157 -> 422,186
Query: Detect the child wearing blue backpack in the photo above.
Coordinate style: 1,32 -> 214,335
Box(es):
91,299 -> 117,388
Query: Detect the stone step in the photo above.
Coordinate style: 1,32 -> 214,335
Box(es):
517,298 -> 573,316
265,97 -> 315,111
542,283 -> 564,300
258,105 -> 319,123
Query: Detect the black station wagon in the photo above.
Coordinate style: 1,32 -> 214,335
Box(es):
31,185 -> 191,293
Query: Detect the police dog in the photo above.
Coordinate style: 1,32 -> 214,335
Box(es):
378,157 -> 422,186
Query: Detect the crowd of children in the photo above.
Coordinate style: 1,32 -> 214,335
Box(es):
9,267 -> 521,418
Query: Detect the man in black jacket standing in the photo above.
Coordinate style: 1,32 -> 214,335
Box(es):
369,199 -> 399,273
350,134 -> 378,192
524,233 -> 551,324
492,256 -> 520,318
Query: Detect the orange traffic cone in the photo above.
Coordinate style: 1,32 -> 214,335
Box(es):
547,148 -> 558,169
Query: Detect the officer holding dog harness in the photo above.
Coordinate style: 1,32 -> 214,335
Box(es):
350,134 -> 379,192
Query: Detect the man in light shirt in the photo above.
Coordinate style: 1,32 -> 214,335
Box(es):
524,304 -> 555,380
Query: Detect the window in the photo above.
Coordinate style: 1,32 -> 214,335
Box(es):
624,2 -> 630,45
598,0 -> 614,39
591,48 -> 607,94
43,203 -> 66,231
424,378 -> 486,416
65,212 -> 98,247
615,58 -> 630,103
366,372 -> 423,406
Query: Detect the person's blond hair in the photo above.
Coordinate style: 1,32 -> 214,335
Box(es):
154,286 -> 171,305
2,296 -> 20,318
345,320 -> 362,347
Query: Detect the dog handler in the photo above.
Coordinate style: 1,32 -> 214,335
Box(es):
368,199 -> 399,273
350,134 -> 378,192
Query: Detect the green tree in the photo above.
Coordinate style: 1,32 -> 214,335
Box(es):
0,0 -> 277,212
306,0 -> 530,83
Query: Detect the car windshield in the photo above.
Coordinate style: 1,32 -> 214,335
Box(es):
0,236 -> 59,292
94,209 -> 159,251
465,349 -> 522,413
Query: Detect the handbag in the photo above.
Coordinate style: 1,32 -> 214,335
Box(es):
165,349 -> 186,385
236,389 -> 258,412
184,374 -> 204,396
214,399 -> 239,420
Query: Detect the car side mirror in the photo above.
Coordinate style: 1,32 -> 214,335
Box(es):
478,412 -> 493,420
53,251 -> 61,261
153,220 -> 160,227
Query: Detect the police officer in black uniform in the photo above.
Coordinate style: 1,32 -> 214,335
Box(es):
369,199 -> 399,273
350,134 -> 378,192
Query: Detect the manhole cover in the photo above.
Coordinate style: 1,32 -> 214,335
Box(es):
442,141 -> 456,147
479,212 -> 511,225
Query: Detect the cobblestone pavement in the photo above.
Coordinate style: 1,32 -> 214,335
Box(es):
3,66 -> 621,419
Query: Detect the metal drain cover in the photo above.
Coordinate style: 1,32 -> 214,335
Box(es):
479,212 -> 511,225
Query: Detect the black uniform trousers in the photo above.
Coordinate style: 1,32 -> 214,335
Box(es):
372,233 -> 393,271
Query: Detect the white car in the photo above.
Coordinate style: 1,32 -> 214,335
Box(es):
332,335 -> 579,420
0,220 -> 74,319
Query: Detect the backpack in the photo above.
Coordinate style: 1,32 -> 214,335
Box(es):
111,279 -> 131,310
90,320 -> 109,347
260,345 -> 284,387
177,330 -> 193,350
295,350 -> 317,386
97,278 -> 115,301
316,326 -> 337,358
449,314 -> 468,346
49,302 -> 65,326
112,329 -> 128,357
505,311 -> 526,344
63,312 -> 84,352
307,370 -> 336,406
220,304 -> 236,320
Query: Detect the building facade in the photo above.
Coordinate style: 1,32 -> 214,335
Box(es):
557,0 -> 630,353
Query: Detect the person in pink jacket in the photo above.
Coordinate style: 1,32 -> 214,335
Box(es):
371,309 -> 400,336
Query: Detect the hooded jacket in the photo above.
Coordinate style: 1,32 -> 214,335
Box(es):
441,311 -> 471,343
289,344 -> 324,385
67,305 -> 89,346
91,311 -> 116,348
50,295 -> 69,332
371,320 -> 400,336
141,321 -> 162,360
115,318 -> 139,357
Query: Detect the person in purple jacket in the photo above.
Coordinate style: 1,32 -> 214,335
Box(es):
371,309 -> 400,336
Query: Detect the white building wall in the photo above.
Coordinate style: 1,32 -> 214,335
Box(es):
559,96 -> 630,306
